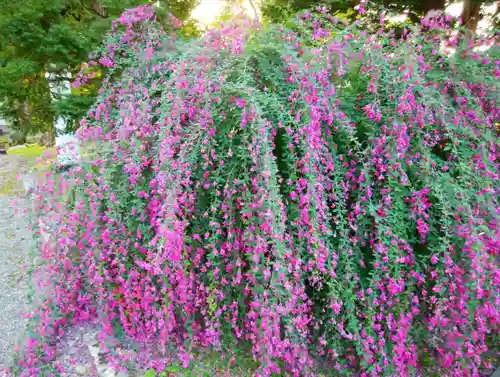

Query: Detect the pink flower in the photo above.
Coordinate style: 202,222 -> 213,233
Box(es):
99,57 -> 114,67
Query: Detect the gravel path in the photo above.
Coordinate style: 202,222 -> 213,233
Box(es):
0,155 -> 102,377
0,156 -> 31,370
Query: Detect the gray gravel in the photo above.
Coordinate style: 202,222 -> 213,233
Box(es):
0,156 -> 31,369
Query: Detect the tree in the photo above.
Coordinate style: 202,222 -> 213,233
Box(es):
0,0 -> 199,140
388,0 -> 446,14
262,0 -> 500,40
261,0 -> 360,23
261,0 -> 448,23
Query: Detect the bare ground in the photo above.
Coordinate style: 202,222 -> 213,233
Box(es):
0,155 -> 31,370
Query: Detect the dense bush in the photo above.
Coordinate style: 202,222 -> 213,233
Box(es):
23,5 -> 499,377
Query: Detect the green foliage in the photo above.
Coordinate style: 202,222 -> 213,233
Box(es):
6,144 -> 46,158
9,131 -> 25,145
0,0 -> 199,137
178,19 -> 205,39
261,0 -> 496,29
264,0 -> 363,23
22,5 -> 500,377
0,172 -> 20,195
143,350 -> 259,377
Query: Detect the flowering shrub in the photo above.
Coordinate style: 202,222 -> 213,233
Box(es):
20,5 -> 499,377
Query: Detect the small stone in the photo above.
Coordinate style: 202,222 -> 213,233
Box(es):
75,365 -> 88,375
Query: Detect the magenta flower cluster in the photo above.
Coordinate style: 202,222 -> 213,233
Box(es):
17,5 -> 499,377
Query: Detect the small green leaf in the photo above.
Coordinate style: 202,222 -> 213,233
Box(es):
165,365 -> 181,373
143,370 -> 156,377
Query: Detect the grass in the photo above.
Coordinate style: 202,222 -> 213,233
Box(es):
0,171 -> 20,195
142,347 -> 260,377
6,143 -> 47,159
0,144 -> 56,195
141,348 -> 334,377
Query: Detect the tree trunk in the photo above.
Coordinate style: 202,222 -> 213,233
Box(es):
460,0 -> 481,33
248,0 -> 259,23
422,0 -> 446,15
47,125 -> 56,146
92,0 -> 108,17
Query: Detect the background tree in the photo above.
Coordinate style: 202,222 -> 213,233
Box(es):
261,0 -> 359,23
260,0 -> 444,23
0,0 -> 199,142
261,0 -> 498,33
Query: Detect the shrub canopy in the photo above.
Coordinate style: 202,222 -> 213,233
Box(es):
25,5 -> 499,377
